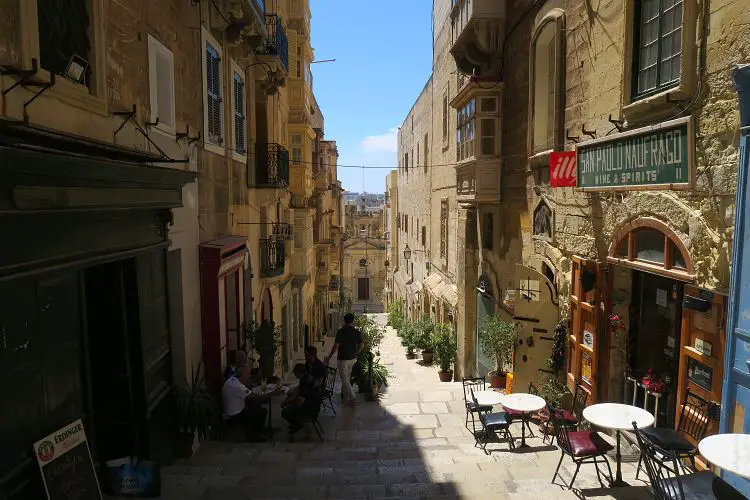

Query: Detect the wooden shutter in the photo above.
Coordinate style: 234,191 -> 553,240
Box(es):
233,72 -> 245,153
206,44 -> 222,144
288,30 -> 298,79
155,50 -> 174,129
568,257 -> 606,403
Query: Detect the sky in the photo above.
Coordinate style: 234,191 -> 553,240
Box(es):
309,0 -> 433,193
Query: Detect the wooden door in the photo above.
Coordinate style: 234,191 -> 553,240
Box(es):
568,257 -> 606,403
358,278 -> 369,301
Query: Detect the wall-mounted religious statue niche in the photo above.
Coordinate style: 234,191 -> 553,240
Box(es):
532,196 -> 554,242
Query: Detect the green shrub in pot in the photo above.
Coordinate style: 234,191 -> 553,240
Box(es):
478,314 -> 517,388
433,323 -> 457,382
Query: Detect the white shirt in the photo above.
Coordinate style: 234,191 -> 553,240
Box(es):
222,376 -> 250,417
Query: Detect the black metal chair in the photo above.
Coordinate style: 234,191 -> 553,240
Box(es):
320,366 -> 338,415
550,409 -> 614,490
636,389 -> 719,479
632,422 -> 745,500
462,377 -> 492,434
470,389 -> 514,454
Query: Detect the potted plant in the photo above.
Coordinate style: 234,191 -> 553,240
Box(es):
173,362 -> 218,458
414,319 -> 436,364
433,323 -> 457,382
247,321 -> 280,378
400,320 -> 418,359
387,299 -> 404,331
366,358 -> 391,400
478,314 -> 517,388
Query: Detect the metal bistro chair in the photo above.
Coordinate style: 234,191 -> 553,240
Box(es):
462,377 -> 493,435
529,382 -> 553,443
470,389 -> 515,454
320,366 -> 338,415
551,409 -> 614,490
632,422 -> 745,500
636,389 -> 719,479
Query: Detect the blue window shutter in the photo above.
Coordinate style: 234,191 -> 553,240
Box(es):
206,44 -> 222,144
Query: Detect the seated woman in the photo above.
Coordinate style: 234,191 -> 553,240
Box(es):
281,363 -> 322,436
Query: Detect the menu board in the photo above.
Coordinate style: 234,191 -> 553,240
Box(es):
33,419 -> 102,500
687,357 -> 713,392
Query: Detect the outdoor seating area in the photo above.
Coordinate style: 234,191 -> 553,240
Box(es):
460,377 -> 750,499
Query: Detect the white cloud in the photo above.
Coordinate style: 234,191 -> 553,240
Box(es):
360,127 -> 398,153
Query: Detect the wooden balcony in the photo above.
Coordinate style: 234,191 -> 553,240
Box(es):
450,0 -> 506,75
455,158 -> 501,206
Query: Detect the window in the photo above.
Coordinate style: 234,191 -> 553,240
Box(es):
203,31 -> 224,148
424,133 -> 429,173
147,35 -> 176,133
38,0 -> 92,88
482,213 -> 493,250
291,134 -> 302,165
456,98 -> 475,161
416,143 -> 420,169
232,69 -> 246,155
404,152 -> 409,174
532,20 -> 559,152
440,200 -> 448,260
634,228 -> 665,263
442,91 -> 449,141
633,0 -> 683,99
480,118 -> 496,156
421,226 -> 426,247
296,46 -> 302,78
609,221 -> 693,277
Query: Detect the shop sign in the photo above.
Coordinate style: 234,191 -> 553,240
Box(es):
583,330 -> 594,350
550,151 -> 577,187
34,419 -> 102,500
695,338 -> 713,357
581,352 -> 593,384
687,357 -> 713,392
576,117 -> 693,191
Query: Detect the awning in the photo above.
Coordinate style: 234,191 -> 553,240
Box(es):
441,284 -> 459,307
424,273 -> 447,299
393,270 -> 407,294
407,280 -> 423,295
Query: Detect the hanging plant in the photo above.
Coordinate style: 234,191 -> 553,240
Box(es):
545,321 -> 568,372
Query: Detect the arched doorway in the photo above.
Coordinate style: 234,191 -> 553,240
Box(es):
606,218 -> 698,427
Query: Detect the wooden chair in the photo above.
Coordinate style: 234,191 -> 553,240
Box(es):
462,377 -> 492,434
470,389 -> 514,454
636,389 -> 719,478
551,409 -> 613,490
632,422 -> 745,500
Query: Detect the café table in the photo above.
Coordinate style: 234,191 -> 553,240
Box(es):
252,383 -> 287,437
698,433 -> 750,479
499,393 -> 546,449
474,390 -> 504,407
583,402 -> 654,487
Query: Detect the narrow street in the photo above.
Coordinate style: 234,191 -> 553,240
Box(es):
157,314 -> 650,499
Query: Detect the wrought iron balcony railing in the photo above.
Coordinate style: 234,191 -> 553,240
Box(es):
256,14 -> 288,72
256,143 -> 289,188
259,238 -> 285,277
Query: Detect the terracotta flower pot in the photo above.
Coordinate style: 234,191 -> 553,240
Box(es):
438,370 -> 453,382
488,371 -> 507,389
421,351 -> 434,364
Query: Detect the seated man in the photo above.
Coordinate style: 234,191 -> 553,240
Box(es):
281,363 -> 322,436
304,345 -> 328,389
224,350 -> 247,380
221,365 -> 268,441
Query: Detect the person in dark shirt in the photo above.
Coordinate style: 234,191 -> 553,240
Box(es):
304,345 -> 327,388
281,363 -> 322,435
324,313 -> 362,406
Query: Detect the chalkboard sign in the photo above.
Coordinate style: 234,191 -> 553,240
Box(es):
687,357 -> 713,392
33,419 -> 102,500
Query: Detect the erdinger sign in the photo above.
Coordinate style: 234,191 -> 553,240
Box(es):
549,151 -> 577,187
33,419 -> 102,499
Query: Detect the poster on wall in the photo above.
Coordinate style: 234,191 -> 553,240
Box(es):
656,289 -> 668,307
583,330 -> 594,350
581,352 -> 593,384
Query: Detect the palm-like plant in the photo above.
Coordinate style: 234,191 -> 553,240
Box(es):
174,362 -> 218,443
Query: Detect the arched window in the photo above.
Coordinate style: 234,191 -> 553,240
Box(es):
530,11 -> 565,153
608,218 -> 694,280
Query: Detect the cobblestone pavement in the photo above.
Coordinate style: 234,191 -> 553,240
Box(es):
157,314 -> 653,499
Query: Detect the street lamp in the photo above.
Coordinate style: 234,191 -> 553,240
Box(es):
403,244 -> 412,260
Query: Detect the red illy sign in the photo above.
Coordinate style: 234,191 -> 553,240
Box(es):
549,151 -> 577,187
